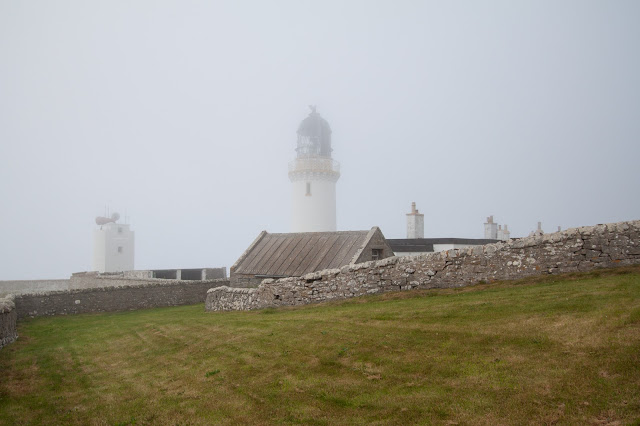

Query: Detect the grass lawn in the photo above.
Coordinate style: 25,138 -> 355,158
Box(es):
1,266 -> 640,425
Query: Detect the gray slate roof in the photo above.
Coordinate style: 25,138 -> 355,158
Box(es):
232,230 -> 373,278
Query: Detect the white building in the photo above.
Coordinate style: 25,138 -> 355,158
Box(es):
93,214 -> 134,273
289,106 -> 340,232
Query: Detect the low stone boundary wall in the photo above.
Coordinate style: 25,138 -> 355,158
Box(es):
0,295 -> 18,349
69,269 -> 227,290
0,268 -> 228,297
207,220 -> 640,311
0,279 -> 70,297
16,279 -> 230,319
69,272 -> 173,290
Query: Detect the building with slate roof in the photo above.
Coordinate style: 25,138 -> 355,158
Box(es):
230,227 -> 394,287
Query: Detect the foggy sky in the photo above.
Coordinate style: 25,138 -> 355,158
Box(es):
1,1 -> 639,280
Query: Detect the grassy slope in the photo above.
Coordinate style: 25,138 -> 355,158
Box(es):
1,267 -> 639,425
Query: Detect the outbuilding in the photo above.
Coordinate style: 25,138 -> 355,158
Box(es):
230,227 -> 394,287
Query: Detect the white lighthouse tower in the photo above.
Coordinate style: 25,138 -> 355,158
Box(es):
289,106 -> 340,232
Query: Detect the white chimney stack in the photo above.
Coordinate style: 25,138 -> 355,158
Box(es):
406,202 -> 424,238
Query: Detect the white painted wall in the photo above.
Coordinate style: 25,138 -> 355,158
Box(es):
484,222 -> 498,239
394,243 -> 478,258
92,222 -> 135,273
290,178 -> 337,232
433,243 -> 476,252
394,252 -> 421,257
407,214 -> 424,238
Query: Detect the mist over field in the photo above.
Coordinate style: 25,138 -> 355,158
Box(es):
1,1 -> 639,279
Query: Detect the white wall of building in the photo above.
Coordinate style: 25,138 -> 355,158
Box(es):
394,244 -> 478,258
93,222 -> 135,273
394,252 -> 421,257
432,243 -> 476,252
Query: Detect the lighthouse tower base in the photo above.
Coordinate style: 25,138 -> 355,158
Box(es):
291,178 -> 337,232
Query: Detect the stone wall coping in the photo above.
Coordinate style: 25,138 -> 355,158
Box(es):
93,275 -> 221,282
0,279 -> 70,283
0,294 -> 15,313
16,278 -> 230,297
207,286 -> 256,294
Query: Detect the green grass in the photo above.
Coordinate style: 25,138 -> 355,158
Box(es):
1,266 -> 640,425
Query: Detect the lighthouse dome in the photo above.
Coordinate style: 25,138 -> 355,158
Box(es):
296,106 -> 332,158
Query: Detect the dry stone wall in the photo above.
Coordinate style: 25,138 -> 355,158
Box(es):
0,268 -> 227,296
0,279 -> 70,297
206,286 -> 260,311
69,272 -> 174,290
206,220 -> 640,312
16,278 -> 229,319
0,295 -> 18,349
69,269 -> 226,290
